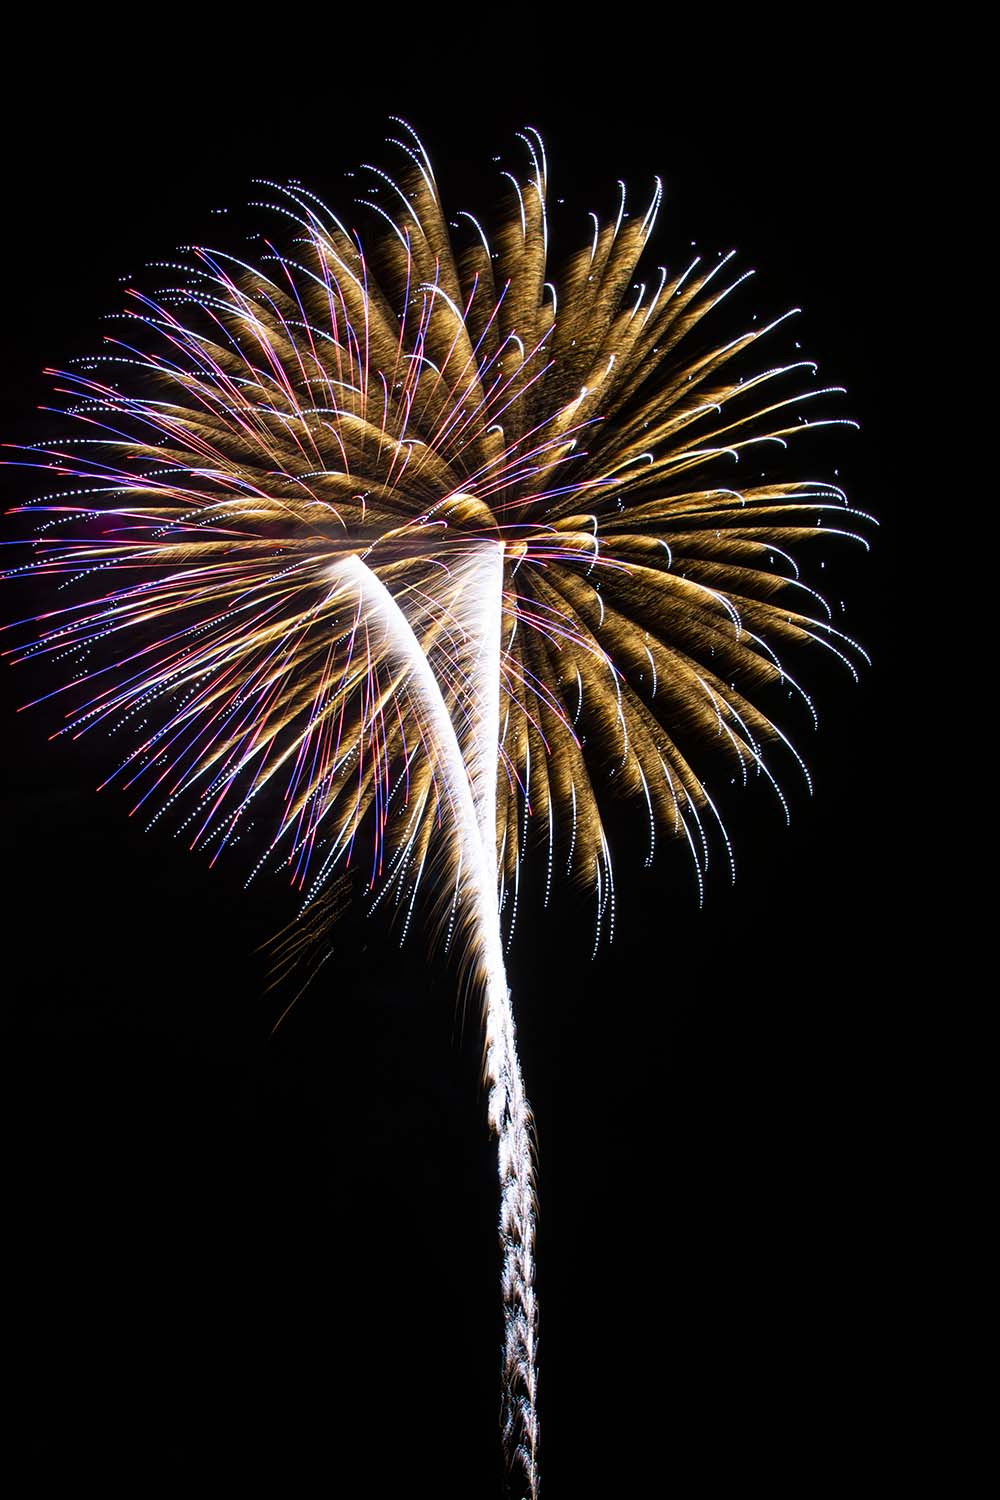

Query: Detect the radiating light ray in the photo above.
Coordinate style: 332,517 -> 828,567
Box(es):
2,125 -> 871,1500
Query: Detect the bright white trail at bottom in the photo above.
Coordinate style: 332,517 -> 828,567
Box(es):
333,548 -> 540,1499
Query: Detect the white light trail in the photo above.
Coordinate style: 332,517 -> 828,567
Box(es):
331,544 -> 540,1498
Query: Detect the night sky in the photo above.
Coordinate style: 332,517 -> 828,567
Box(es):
2,38 -> 902,1496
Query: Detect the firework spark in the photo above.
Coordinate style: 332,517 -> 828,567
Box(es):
3,119 -> 870,1496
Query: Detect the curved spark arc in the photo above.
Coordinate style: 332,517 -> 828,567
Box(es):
337,546 -> 538,1494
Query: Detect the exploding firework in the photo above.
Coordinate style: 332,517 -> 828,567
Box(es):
3,121 -> 870,1496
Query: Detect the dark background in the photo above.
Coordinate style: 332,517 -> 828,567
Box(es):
1,31 -> 906,1497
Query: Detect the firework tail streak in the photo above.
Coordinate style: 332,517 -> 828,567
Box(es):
335,545 -> 538,1486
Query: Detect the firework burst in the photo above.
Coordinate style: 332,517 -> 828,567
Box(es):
3,120 -> 871,1496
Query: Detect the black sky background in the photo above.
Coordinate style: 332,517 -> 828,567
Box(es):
1,33 -> 907,1496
